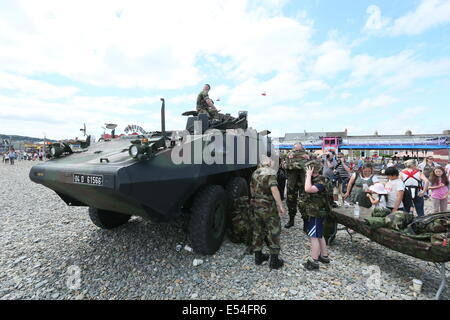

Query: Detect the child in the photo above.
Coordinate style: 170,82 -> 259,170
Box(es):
367,183 -> 388,209
428,167 -> 449,213
384,167 -> 405,213
303,161 -> 331,271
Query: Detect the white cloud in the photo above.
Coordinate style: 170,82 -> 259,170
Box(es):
0,0 -> 311,89
0,72 -> 79,99
390,0 -> 450,36
364,5 -> 390,31
0,93 -> 177,139
344,51 -> 450,89
363,1 -> 450,36
356,94 -> 397,112
312,41 -> 351,78
227,73 -> 328,109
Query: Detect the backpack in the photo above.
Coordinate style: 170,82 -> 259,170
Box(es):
406,212 -> 450,235
401,169 -> 422,187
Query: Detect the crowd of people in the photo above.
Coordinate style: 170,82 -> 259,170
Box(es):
1,149 -> 46,164
246,143 -> 450,272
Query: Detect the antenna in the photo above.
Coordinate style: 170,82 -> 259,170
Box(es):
160,98 -> 166,139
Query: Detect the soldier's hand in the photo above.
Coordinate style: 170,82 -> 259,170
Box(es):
305,166 -> 314,176
277,203 -> 286,216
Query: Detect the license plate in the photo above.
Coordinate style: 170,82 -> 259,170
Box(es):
73,174 -> 103,186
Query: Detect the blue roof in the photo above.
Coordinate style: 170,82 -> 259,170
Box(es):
275,144 -> 450,150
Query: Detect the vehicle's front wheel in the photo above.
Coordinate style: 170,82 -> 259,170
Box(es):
189,185 -> 227,255
88,207 -> 131,229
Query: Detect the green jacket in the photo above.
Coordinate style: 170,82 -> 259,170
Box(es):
302,175 -> 332,218
284,149 -> 309,171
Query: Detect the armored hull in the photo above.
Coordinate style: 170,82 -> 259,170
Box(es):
30,133 -> 261,223
29,100 -> 272,254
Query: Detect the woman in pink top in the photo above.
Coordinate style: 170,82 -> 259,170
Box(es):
428,167 -> 449,213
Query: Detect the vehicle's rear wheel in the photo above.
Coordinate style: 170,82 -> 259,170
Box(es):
88,207 -> 131,229
189,185 -> 227,255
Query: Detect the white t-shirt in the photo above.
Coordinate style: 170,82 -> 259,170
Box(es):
385,178 -> 405,209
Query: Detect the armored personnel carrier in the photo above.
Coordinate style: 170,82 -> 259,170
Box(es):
30,99 -> 272,254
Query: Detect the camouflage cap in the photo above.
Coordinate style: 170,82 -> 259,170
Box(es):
305,160 -> 322,172
259,154 -> 273,167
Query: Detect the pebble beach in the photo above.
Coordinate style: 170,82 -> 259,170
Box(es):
0,161 -> 448,300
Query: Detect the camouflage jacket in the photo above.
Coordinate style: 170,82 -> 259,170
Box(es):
284,149 -> 310,171
365,211 -> 450,245
250,167 -> 278,205
302,175 -> 332,218
196,91 -> 210,112
365,211 -> 414,231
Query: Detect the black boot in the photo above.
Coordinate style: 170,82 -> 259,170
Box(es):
318,255 -> 331,264
284,216 -> 295,229
269,254 -> 284,270
254,251 -> 269,265
303,259 -> 319,271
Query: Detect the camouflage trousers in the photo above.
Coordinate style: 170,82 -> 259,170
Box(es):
230,206 -> 254,246
286,169 -> 306,219
197,107 -> 219,120
252,202 -> 281,254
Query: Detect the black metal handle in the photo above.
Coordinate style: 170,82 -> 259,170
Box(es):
100,158 -> 110,163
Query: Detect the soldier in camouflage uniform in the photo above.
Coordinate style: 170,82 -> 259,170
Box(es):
250,155 -> 286,269
196,84 -> 219,120
284,143 -> 311,229
302,160 -> 333,271
229,195 -> 254,247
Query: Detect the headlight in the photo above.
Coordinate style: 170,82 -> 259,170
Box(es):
129,145 -> 140,158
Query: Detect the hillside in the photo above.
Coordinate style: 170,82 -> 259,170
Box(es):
0,134 -> 56,144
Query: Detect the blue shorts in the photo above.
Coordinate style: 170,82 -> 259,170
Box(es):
307,217 -> 324,238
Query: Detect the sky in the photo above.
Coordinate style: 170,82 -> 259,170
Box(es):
0,0 -> 449,140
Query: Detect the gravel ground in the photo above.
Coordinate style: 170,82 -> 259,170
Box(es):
0,160 -> 448,300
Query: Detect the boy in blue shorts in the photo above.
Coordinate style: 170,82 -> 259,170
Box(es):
303,161 -> 331,271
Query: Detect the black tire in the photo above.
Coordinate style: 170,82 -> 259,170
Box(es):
189,185 -> 227,255
88,207 -> 131,229
225,176 -> 249,220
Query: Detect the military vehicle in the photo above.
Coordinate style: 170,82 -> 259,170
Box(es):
30,99 -> 272,254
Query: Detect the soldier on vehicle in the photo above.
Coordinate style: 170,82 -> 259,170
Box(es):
196,84 -> 219,121
250,155 -> 286,269
284,143 -> 310,229
302,160 -> 332,271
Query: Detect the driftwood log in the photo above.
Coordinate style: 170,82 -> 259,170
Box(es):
330,208 -> 450,263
